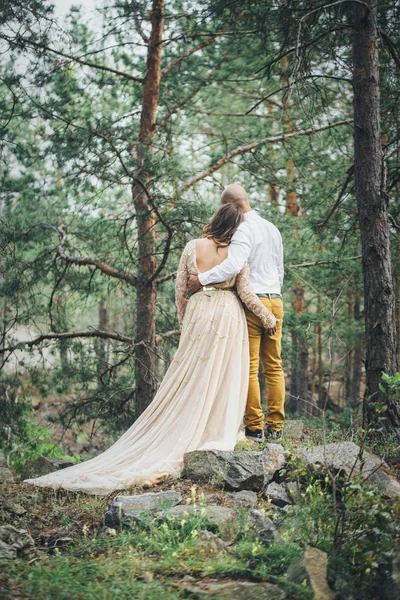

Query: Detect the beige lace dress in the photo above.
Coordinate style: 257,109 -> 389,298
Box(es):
23,239 -> 276,495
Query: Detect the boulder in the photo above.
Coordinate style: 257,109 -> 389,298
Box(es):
180,579 -> 286,599
159,504 -> 236,526
245,509 -> 279,545
21,456 -> 74,480
287,545 -> 335,600
2,500 -> 27,517
104,490 -> 182,527
0,525 -> 35,561
283,420 -> 305,440
262,444 -> 287,484
182,445 -> 286,491
286,481 -> 301,503
0,451 -> 14,483
226,490 -> 258,509
383,538 -> 400,600
0,451 -> 7,468
182,450 -> 264,490
194,530 -> 233,554
264,482 -> 291,507
294,441 -> 400,499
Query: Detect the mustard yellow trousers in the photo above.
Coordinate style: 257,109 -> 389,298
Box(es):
243,297 -> 285,432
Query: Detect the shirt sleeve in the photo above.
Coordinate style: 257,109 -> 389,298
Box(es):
198,225 -> 251,286
277,231 -> 284,287
235,264 -> 277,329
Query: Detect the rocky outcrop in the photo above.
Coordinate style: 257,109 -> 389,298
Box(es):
179,578 -> 286,599
294,441 -> 400,499
182,450 -> 265,490
0,525 -> 35,561
0,451 -> 14,484
287,545 -> 335,600
182,444 -> 287,491
21,456 -> 75,480
245,509 -> 279,545
104,490 -> 182,527
283,420 -> 305,440
158,504 -> 236,525
263,482 -> 292,507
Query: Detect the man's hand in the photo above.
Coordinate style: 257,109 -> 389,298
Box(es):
187,274 -> 201,294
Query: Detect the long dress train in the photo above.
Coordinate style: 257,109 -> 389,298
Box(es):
23,239 -> 276,495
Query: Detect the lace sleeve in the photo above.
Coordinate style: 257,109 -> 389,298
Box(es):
175,242 -> 190,327
236,263 -> 277,329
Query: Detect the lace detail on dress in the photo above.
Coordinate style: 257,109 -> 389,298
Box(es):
175,240 -> 195,327
236,263 -> 277,329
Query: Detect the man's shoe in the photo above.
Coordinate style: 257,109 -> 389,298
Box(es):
245,427 -> 264,441
264,427 -> 283,441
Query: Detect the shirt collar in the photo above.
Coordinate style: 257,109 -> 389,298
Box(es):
244,209 -> 257,220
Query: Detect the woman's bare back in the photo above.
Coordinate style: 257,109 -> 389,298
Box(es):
194,238 -> 229,274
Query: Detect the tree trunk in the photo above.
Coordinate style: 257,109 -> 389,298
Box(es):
133,0 -> 164,417
352,0 -> 399,431
95,300 -> 109,387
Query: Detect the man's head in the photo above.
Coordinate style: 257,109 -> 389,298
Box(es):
221,183 -> 251,212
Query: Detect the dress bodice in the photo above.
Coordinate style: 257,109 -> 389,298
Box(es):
185,239 -> 236,289
175,239 -> 277,330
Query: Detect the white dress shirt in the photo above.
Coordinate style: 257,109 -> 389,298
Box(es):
198,209 -> 284,294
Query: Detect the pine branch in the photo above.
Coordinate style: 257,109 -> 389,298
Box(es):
290,255 -> 362,269
54,225 -> 137,286
180,119 -> 352,191
380,29 -> 400,71
1,326 -> 181,355
0,34 -> 144,84
0,329 -> 136,353
161,35 -> 219,77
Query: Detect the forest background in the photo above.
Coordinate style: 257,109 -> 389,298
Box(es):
0,0 -> 399,467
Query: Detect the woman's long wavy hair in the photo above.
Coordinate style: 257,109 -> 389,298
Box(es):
202,203 -> 244,250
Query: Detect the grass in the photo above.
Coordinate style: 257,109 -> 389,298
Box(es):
2,416 -> 399,600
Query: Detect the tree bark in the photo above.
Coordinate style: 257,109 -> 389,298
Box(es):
352,0 -> 399,431
133,0 -> 164,417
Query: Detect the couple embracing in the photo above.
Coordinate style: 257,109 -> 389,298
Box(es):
24,184 -> 285,495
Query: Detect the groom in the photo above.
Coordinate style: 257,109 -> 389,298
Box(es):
188,184 -> 285,441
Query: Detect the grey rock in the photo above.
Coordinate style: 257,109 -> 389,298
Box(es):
383,538 -> 400,600
194,530 -> 233,554
104,490 -> 182,527
294,441 -> 400,499
181,579 -> 286,599
159,504 -> 236,526
261,444 -> 287,484
0,525 -> 35,561
368,469 -> 400,501
226,490 -> 258,508
284,420 -> 305,440
2,501 -> 27,517
0,451 -> 7,468
287,545 -> 335,600
182,450 -> 265,490
245,509 -> 273,532
0,467 -> 14,483
264,482 -> 291,507
286,481 -> 301,503
183,447 -> 286,491
21,456 -> 74,480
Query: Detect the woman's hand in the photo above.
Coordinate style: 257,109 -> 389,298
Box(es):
265,319 -> 280,336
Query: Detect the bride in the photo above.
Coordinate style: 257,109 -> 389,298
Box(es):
23,203 -> 277,495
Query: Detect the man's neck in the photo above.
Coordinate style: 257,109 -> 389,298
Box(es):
242,206 -> 252,214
